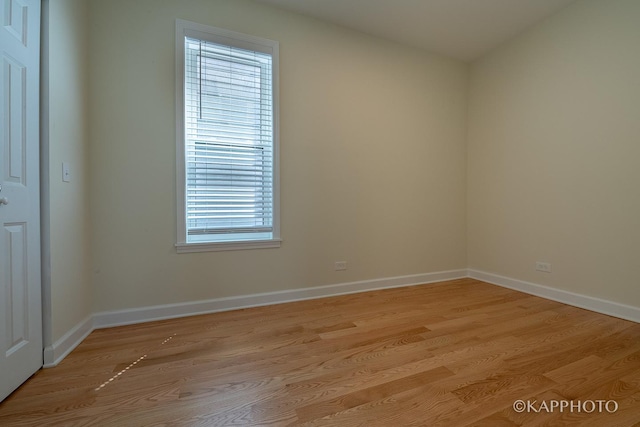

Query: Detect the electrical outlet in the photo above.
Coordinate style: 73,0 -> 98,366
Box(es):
334,261 -> 347,271
535,262 -> 552,273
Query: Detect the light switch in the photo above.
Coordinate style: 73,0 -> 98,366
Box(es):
62,162 -> 71,182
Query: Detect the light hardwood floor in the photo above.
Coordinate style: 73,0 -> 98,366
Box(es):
1,278 -> 639,426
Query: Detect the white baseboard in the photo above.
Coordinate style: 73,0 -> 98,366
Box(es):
468,269 -> 640,323
45,268 -> 638,368
43,315 -> 94,368
43,269 -> 466,366
93,269 -> 468,329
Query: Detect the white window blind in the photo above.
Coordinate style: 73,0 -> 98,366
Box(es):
182,33 -> 276,245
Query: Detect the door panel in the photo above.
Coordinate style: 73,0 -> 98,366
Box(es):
3,54 -> 26,184
5,222 -> 28,355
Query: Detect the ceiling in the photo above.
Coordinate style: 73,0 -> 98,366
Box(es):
255,0 -> 578,61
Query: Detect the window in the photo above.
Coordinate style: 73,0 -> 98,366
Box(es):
175,20 -> 280,252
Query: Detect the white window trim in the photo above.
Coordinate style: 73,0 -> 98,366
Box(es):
175,19 -> 281,253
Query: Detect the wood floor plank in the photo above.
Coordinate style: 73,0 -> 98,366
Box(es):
0,278 -> 638,426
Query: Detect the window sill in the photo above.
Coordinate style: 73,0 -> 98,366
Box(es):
175,239 -> 282,253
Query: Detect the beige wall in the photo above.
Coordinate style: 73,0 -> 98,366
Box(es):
87,0 -> 468,312
46,0 -> 640,332
467,0 -> 640,307
47,0 -> 93,341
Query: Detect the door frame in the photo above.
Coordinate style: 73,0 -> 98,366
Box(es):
39,0 -> 53,366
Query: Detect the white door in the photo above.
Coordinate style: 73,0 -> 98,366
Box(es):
0,0 -> 42,402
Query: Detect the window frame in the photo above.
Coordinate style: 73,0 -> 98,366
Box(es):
175,19 -> 281,253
